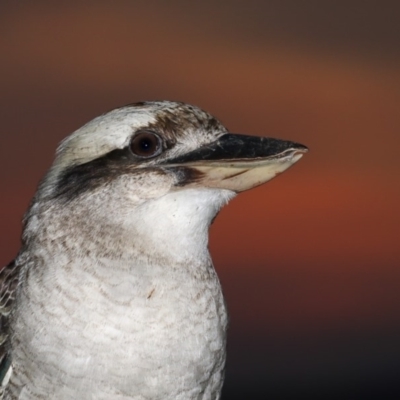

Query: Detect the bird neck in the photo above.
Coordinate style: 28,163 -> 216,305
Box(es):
23,188 -> 235,271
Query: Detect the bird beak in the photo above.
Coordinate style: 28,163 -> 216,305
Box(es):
164,133 -> 308,192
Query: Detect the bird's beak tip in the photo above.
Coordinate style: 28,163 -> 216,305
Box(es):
291,147 -> 309,161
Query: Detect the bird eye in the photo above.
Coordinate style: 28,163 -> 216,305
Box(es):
130,131 -> 162,158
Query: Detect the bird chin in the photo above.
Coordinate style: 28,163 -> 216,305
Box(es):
177,150 -> 306,192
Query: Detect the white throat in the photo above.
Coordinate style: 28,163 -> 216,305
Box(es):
128,188 -> 236,264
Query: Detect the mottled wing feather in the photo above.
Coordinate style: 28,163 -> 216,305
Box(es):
0,260 -> 20,393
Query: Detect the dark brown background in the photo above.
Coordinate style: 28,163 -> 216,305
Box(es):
1,1 -> 400,399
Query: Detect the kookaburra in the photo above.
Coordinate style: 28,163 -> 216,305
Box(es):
0,101 -> 307,399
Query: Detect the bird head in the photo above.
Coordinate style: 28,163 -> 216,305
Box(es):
40,101 -> 307,200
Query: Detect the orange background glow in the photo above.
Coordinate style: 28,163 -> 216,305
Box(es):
1,2 -> 399,399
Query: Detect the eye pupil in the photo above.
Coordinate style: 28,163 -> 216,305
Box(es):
140,139 -> 151,150
130,131 -> 161,158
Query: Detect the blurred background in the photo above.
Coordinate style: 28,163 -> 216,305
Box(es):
1,1 -> 399,399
